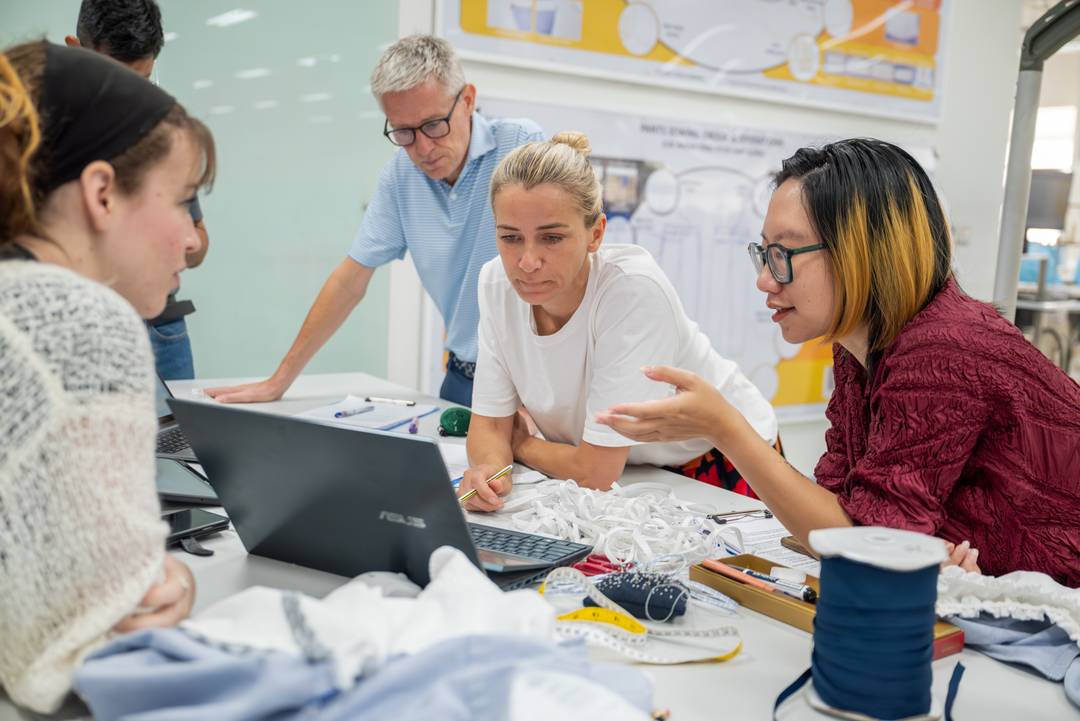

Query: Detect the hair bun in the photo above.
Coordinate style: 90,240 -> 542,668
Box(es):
551,131 -> 591,157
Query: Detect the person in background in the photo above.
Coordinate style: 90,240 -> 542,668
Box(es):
66,0 -> 210,380
597,138 -> 1080,586
205,35 -> 544,407
0,41 -> 216,711
458,132 -> 777,512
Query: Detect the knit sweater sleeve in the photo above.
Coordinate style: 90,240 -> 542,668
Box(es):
831,345 -> 990,534
0,263 -> 167,713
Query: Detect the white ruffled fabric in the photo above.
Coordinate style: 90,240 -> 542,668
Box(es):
937,566 -> 1080,646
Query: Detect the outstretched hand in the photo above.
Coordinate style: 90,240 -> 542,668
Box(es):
204,377 -> 287,404
594,365 -> 732,444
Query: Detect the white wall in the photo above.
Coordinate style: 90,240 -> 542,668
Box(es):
385,0 -> 442,389
0,1 -> 401,382
1041,51 -> 1080,108
387,0 -> 1025,476
1037,48 -> 1080,267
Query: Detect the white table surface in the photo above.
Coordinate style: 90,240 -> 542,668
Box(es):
2,373 -> 1071,720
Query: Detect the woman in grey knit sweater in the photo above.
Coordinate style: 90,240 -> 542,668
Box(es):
0,41 -> 215,712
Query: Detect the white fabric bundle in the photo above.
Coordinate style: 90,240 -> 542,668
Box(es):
499,479 -> 727,565
0,262 -> 167,712
181,546 -> 557,689
937,566 -> 1080,645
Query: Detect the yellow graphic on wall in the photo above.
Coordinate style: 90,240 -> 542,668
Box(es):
774,338 -> 835,409
443,0 -> 948,121
459,0 -> 687,62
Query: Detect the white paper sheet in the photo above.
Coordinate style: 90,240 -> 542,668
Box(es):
719,516 -> 820,575
296,394 -> 438,431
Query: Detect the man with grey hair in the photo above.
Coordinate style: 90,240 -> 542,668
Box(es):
207,35 -> 543,406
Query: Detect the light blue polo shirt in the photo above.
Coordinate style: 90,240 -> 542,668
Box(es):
349,112 -> 544,363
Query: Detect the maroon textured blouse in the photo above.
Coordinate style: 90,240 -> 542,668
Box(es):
815,279 -> 1080,586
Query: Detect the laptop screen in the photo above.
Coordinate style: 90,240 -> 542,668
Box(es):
155,374 -> 175,422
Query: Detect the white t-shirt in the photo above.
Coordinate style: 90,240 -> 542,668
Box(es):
472,244 -> 777,468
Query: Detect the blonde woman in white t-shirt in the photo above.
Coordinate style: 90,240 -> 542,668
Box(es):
460,131 -> 777,512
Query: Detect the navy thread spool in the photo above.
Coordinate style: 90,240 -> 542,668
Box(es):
774,527 -> 964,721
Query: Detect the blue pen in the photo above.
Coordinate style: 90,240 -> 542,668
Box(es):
334,404 -> 374,419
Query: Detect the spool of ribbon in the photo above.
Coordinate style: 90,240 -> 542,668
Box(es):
773,527 -> 965,721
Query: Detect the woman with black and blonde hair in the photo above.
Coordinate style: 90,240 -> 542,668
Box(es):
599,138 -> 1080,586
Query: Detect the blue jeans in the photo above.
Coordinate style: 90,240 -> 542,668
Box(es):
148,318 -> 195,380
439,363 -> 473,407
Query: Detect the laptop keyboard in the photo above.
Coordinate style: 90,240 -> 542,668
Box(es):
468,523 -> 590,565
157,425 -> 192,454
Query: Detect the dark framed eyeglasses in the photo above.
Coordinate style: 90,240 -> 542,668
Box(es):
748,241 -> 827,284
382,87 -> 465,147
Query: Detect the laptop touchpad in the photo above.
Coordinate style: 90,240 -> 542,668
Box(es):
477,548 -> 552,573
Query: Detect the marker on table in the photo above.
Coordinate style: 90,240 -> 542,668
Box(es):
738,567 -> 817,603
334,404 -> 374,419
407,416 -> 420,434
457,464 -> 513,505
365,396 -> 416,407
701,558 -> 817,603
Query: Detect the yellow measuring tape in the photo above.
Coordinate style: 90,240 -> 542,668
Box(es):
542,566 -> 743,664
557,606 -> 648,635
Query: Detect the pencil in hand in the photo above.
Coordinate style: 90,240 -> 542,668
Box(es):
458,464 -> 513,505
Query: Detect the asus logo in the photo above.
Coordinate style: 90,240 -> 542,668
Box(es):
378,511 -> 426,529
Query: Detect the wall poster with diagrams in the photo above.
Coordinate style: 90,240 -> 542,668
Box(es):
440,0 -> 949,122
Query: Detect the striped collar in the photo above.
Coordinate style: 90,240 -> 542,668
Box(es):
465,112 -> 496,165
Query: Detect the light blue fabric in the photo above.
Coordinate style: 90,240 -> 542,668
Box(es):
315,635 -> 651,721
72,629 -> 338,721
348,113 -> 544,363
949,613 -> 1080,709
73,630 -> 651,721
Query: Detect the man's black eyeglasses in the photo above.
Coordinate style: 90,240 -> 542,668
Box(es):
383,87 -> 465,147
748,241 -> 827,284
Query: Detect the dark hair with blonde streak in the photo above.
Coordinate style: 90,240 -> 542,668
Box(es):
0,52 -> 41,245
1,40 -> 215,242
774,138 -> 952,356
